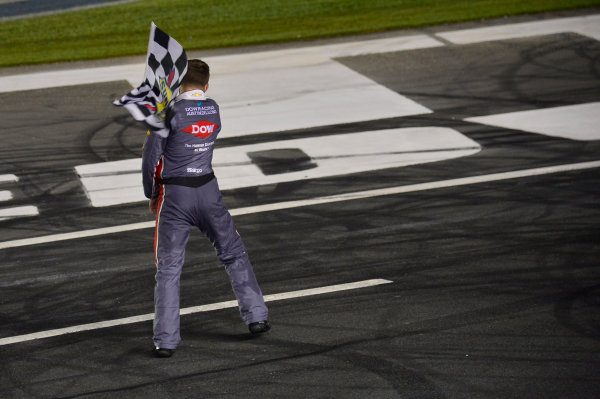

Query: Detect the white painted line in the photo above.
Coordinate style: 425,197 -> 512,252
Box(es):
466,102 -> 600,141
0,205 -> 39,221
0,41 -> 434,138
0,34 -> 442,93
230,160 -> 600,216
204,34 -> 443,74
438,14 -> 600,43
76,127 -> 480,207
0,278 -> 392,346
215,127 -> 478,190
0,174 -> 18,184
0,190 -> 13,202
1,160 -> 599,250
75,157 -> 140,176
215,62 -> 432,137
0,63 -> 144,93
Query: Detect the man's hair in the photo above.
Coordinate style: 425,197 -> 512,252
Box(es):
182,59 -> 210,88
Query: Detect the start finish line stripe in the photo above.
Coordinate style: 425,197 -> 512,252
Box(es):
1,160 -> 599,251
0,278 -> 392,346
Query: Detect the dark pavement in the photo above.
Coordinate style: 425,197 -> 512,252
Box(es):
0,14 -> 599,399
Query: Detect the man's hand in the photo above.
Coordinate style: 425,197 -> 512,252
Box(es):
149,197 -> 160,215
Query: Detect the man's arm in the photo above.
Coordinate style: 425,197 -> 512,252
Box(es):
141,131 -> 167,200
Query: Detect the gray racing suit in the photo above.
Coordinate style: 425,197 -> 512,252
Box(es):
142,89 -> 268,350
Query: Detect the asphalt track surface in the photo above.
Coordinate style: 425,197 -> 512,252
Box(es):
1,11 -> 600,399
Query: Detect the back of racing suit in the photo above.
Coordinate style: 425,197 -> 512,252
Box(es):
142,89 -> 268,350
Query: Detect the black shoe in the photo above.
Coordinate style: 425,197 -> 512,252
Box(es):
248,320 -> 271,334
153,346 -> 175,358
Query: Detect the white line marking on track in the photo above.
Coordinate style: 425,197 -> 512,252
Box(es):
0,160 -> 599,250
465,102 -> 600,141
0,205 -> 39,221
0,190 -> 12,201
0,36 -> 437,139
0,278 -> 392,346
437,14 -> 600,43
0,174 -> 18,184
76,127 -> 480,207
0,35 -> 442,93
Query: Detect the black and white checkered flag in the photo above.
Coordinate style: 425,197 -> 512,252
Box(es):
114,22 -> 188,136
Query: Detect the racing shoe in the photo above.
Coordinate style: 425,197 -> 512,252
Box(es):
249,320 -> 271,334
153,346 -> 175,358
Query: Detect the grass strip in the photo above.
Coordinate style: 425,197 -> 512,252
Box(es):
0,0 -> 599,67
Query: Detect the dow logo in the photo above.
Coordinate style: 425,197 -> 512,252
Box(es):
182,120 -> 219,138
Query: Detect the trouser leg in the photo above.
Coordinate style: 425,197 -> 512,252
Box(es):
153,200 -> 190,349
224,252 -> 269,324
199,180 -> 268,324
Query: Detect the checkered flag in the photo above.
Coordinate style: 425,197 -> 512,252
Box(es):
114,22 -> 188,136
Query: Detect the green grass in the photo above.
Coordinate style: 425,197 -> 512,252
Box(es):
1,0 -> 599,67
